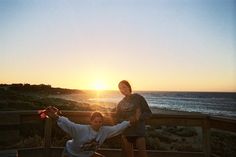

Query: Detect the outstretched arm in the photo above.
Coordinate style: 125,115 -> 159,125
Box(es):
105,121 -> 130,138
105,113 -> 141,138
45,106 -> 78,137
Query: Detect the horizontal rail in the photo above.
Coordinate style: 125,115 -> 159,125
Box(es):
16,147 -> 205,157
1,110 -> 236,157
1,110 -> 235,131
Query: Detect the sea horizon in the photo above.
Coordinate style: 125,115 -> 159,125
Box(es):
59,90 -> 236,118
81,89 -> 236,94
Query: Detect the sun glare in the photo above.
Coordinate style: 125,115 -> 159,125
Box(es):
92,80 -> 107,91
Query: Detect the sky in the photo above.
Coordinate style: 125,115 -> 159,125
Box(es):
0,0 -> 236,92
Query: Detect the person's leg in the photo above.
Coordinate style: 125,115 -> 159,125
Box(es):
136,137 -> 148,157
121,135 -> 134,157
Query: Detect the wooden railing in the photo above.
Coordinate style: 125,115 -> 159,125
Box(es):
0,111 -> 236,157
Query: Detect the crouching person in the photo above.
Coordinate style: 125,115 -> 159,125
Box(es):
45,106 -> 134,157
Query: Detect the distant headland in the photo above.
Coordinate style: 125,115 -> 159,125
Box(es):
0,83 -> 81,95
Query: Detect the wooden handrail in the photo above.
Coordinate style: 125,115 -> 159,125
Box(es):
1,110 -> 236,157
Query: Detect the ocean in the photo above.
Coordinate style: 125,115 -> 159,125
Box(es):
86,91 -> 236,118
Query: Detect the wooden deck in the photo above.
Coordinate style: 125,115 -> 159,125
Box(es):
0,110 -> 236,157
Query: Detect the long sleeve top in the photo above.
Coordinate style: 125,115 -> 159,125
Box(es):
116,93 -> 152,136
57,116 -> 130,157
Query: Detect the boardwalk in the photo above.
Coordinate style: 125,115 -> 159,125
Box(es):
0,111 -> 236,157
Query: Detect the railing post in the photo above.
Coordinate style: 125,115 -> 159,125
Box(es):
44,118 -> 53,156
202,116 -> 211,157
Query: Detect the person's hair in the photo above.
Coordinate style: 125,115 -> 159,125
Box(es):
119,80 -> 132,93
90,111 -> 104,121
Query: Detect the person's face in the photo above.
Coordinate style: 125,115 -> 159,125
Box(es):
90,116 -> 103,131
118,83 -> 131,96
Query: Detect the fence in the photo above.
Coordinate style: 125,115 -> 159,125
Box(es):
0,111 -> 236,157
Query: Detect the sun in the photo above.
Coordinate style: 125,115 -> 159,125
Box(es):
92,80 -> 108,91
94,83 -> 106,90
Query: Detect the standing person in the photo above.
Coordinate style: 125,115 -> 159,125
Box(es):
44,106 -> 135,157
116,80 -> 152,157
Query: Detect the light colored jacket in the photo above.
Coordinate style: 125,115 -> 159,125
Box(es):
57,116 -> 130,157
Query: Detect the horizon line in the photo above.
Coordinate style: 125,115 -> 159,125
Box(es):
1,83 -> 235,93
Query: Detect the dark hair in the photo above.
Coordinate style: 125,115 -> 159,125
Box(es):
90,111 -> 104,121
119,80 -> 132,92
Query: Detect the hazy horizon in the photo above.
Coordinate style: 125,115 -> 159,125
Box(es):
1,83 -> 236,93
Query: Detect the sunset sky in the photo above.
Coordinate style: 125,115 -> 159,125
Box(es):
1,0 -> 236,92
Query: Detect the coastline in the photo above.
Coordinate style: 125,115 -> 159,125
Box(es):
150,106 -> 236,119
150,107 -> 200,115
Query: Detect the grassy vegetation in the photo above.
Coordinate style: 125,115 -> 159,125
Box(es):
0,84 -> 92,111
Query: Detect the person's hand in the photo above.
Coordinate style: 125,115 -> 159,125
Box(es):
45,106 -> 60,120
129,116 -> 137,126
129,107 -> 141,126
135,107 -> 141,121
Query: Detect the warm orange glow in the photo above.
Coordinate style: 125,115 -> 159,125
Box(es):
91,79 -> 108,91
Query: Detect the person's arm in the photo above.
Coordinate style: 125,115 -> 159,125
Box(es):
45,106 -> 79,137
105,121 -> 130,138
139,96 -> 152,121
57,116 -> 79,138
